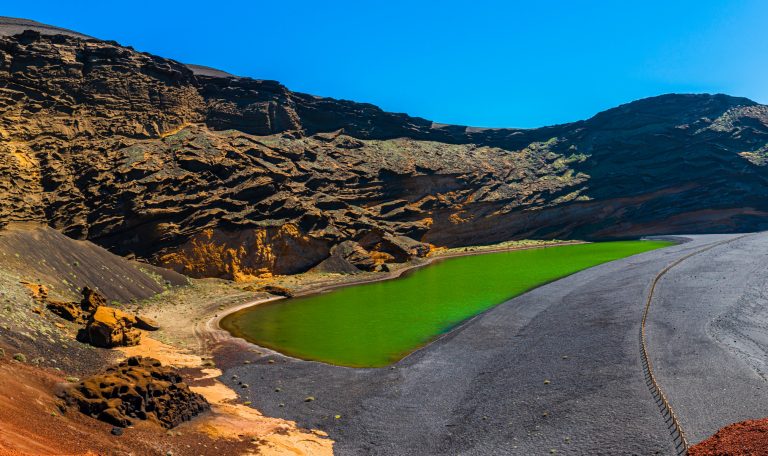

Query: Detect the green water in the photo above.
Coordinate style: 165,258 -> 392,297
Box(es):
221,241 -> 671,367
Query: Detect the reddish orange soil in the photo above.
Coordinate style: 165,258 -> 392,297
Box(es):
0,354 -> 251,456
689,418 -> 768,456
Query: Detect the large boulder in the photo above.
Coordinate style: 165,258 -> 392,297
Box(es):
81,306 -> 141,348
62,356 -> 209,428
332,241 -> 377,271
355,230 -> 430,263
311,240 -> 377,274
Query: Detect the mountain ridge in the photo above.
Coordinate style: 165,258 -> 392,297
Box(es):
1,18 -> 767,279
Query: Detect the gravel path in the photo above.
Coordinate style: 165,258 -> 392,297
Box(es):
221,233 -> 766,455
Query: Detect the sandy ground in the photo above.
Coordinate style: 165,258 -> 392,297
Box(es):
115,300 -> 334,456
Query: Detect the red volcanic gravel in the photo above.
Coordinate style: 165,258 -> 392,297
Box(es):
689,418 -> 768,455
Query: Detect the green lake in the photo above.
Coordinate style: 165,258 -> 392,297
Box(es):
221,240 -> 671,367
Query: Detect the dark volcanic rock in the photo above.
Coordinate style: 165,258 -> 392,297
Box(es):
1,19 -> 768,279
80,287 -> 107,314
63,356 -> 209,428
46,299 -> 87,323
332,241 -> 377,271
310,240 -> 382,273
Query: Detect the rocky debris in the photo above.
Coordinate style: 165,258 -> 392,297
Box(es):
689,418 -> 768,455
21,281 -> 49,302
357,230 -> 431,263
80,306 -> 142,348
38,287 -> 157,347
1,24 -> 768,282
259,285 -> 294,298
46,286 -> 104,323
44,287 -> 121,327
62,356 -> 209,428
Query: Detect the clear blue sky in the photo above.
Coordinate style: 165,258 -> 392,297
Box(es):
5,1 -> 767,128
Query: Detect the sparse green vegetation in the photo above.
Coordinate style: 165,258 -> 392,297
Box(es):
740,144 -> 768,166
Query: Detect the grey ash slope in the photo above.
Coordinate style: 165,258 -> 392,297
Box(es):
648,233 -> 768,444
0,16 -> 235,77
1,17 -> 768,280
0,16 -> 92,38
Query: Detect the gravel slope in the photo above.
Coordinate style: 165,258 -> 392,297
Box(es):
222,234 -> 756,455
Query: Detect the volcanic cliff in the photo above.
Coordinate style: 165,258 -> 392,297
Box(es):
2,17 -> 768,279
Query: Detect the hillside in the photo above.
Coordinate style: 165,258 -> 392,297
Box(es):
1,17 -> 768,279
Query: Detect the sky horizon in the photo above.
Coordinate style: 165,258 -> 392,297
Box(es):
4,1 -> 767,128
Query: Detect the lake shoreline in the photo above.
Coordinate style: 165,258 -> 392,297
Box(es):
216,235 -> 703,456
213,240 -> 677,368
114,237 -> 676,454
208,239 -> 589,359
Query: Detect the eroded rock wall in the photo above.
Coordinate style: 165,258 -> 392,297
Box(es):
2,28 -> 768,279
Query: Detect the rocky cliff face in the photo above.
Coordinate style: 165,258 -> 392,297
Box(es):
1,18 -> 768,279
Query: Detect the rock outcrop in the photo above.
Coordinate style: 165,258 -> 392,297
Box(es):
82,306 -> 142,348
62,356 -> 209,428
2,19 -> 768,279
313,240 -> 377,273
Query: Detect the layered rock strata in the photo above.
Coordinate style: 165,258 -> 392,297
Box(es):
1,20 -> 768,279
